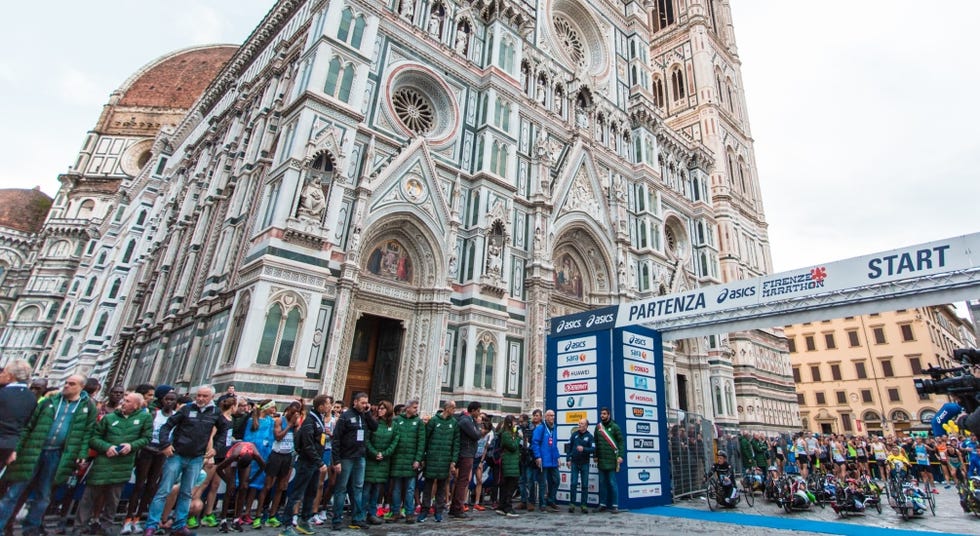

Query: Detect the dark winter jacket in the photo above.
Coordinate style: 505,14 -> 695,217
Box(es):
331,408 -> 378,464
500,427 -> 521,478
158,401 -> 220,458
0,384 -> 37,450
456,412 -> 481,458
565,429 -> 595,465
296,410 -> 326,467
423,412 -> 460,479
87,407 -> 153,485
365,420 -> 399,484
593,419 -> 624,472
389,413 -> 425,478
6,392 -> 97,483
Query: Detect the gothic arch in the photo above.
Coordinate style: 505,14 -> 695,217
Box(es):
359,213 -> 447,288
551,225 -> 614,301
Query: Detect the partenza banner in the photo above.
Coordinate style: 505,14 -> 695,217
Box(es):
613,232 -> 980,329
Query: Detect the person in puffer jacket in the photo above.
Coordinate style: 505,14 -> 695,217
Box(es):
531,409 -> 561,512
75,392 -> 153,533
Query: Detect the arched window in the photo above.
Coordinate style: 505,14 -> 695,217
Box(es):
652,77 -> 665,108
256,292 -> 305,367
670,66 -> 685,101
713,384 -> 722,415
136,210 -> 147,226
84,277 -> 97,297
16,305 -> 41,322
122,240 -> 136,263
60,336 -> 74,357
77,199 -> 96,219
337,8 -> 366,49
96,251 -> 107,266
726,77 -> 736,114
47,240 -> 71,258
325,57 -> 356,103
108,278 -> 121,299
72,308 -> 86,327
94,312 -> 109,337
474,333 -> 495,389
738,157 -> 748,193
224,291 -> 251,364
725,383 -> 734,415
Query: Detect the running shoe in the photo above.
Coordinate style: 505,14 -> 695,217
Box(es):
200,515 -> 218,528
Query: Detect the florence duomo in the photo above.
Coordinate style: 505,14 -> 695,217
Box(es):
0,0 -> 797,430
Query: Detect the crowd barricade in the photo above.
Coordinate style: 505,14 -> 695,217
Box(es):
667,409 -> 715,499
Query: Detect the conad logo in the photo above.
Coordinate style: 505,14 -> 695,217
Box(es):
628,363 -> 650,374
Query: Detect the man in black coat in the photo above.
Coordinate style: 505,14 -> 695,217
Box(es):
0,360 -> 37,473
330,392 -> 377,530
450,402 -> 481,518
279,394 -> 330,536
143,385 -> 220,536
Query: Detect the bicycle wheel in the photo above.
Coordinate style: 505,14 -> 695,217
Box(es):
743,482 -> 755,507
926,491 -> 936,516
874,498 -> 882,514
705,480 -> 717,511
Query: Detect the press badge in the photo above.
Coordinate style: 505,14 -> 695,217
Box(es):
356,429 -> 364,442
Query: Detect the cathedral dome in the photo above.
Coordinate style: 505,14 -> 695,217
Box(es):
0,187 -> 53,234
116,45 -> 238,109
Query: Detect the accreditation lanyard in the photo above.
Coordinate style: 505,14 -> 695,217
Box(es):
309,411 -> 326,446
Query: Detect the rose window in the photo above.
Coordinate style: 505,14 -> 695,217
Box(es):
392,87 -> 434,135
665,226 -> 676,253
553,16 -> 584,66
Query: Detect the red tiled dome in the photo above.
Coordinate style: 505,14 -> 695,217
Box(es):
0,188 -> 53,234
117,45 -> 238,109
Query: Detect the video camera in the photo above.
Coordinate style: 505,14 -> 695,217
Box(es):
914,348 -> 980,436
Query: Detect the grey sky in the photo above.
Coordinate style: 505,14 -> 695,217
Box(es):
2,1 -> 977,273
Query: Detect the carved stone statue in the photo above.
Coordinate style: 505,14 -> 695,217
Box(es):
400,0 -> 414,19
297,180 -> 326,221
536,77 -> 546,104
454,26 -> 468,55
486,242 -> 503,276
428,10 -> 442,37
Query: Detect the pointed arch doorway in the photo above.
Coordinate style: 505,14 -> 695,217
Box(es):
344,314 -> 403,405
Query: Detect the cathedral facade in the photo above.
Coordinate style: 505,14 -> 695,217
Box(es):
0,0 -> 798,429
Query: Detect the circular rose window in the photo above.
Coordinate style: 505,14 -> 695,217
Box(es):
392,88 -> 434,135
387,65 -> 458,142
553,16 -> 585,67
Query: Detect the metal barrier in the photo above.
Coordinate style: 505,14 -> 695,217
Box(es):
667,409 -> 715,499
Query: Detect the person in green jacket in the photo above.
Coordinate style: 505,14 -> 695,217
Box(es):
388,400 -> 424,524
0,375 -> 97,536
593,407 -> 624,514
494,415 -> 521,517
75,392 -> 153,534
364,400 -> 399,525
417,401 -> 459,523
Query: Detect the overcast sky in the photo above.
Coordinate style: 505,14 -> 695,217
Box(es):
2,1 -> 978,274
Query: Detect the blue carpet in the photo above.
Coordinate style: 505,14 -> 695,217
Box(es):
633,505 -> 971,536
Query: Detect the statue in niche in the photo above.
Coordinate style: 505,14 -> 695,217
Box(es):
400,0 -> 414,19
536,77 -> 546,104
454,24 -> 469,55
486,242 -> 503,276
485,221 -> 505,277
428,8 -> 443,38
448,253 -> 458,277
297,180 -> 326,221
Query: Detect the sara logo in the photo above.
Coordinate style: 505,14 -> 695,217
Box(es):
716,285 -> 756,304
628,363 -> 650,374
563,382 -> 590,393
563,340 -> 587,352
636,422 -> 651,434
627,348 -> 649,360
562,353 -> 587,364
638,470 -> 651,482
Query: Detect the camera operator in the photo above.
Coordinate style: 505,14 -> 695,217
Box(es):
916,348 -> 980,438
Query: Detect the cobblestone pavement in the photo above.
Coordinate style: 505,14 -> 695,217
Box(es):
172,485 -> 977,536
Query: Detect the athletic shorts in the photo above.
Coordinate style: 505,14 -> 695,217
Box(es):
267,451 -> 294,480
796,454 -> 809,465
856,456 -> 868,463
